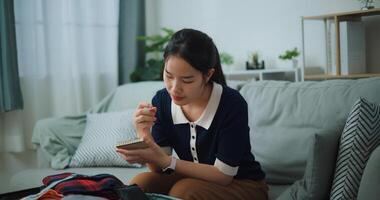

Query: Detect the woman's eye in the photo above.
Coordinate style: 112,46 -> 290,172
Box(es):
183,80 -> 194,84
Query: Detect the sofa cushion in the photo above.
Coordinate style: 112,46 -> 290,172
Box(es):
268,184 -> 291,200
277,130 -> 340,200
357,145 -> 380,200
69,110 -> 140,168
239,77 -> 380,184
330,98 -> 380,200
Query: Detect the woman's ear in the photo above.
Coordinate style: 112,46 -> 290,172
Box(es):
205,68 -> 215,82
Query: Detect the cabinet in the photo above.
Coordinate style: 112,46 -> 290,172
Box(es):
301,8 -> 380,81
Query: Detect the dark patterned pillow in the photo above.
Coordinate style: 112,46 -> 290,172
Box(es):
330,98 -> 380,200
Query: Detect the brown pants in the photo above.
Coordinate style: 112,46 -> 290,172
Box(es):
129,172 -> 269,200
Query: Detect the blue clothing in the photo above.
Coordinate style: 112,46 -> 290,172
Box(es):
151,84 -> 265,181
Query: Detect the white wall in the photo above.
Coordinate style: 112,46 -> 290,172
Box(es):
146,0 -> 380,72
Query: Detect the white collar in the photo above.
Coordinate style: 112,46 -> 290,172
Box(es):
171,82 -> 223,130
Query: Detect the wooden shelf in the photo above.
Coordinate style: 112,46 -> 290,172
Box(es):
301,9 -> 380,81
304,73 -> 380,80
302,8 -> 380,20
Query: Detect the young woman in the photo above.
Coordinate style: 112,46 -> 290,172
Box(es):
116,29 -> 268,200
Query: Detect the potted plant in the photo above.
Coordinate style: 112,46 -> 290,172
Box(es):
358,0 -> 378,10
220,52 -> 234,71
130,28 -> 174,82
278,47 -> 300,69
246,52 -> 264,70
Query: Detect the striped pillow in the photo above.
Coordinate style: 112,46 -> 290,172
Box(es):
330,98 -> 380,200
69,110 -> 141,167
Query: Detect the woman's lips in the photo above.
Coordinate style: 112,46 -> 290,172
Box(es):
172,95 -> 184,101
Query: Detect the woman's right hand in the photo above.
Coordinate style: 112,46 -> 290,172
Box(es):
133,102 -> 157,139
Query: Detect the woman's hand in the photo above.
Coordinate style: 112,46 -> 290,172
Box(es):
133,102 -> 157,139
116,136 -> 171,168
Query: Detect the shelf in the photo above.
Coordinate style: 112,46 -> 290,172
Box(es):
224,68 -> 300,82
301,9 -> 380,81
224,68 -> 297,75
302,8 -> 380,20
304,73 -> 380,80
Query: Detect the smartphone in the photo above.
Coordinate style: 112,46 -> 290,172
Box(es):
116,138 -> 149,150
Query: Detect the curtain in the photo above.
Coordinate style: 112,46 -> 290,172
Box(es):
0,0 -> 23,112
118,0 -> 145,84
0,0 -> 119,152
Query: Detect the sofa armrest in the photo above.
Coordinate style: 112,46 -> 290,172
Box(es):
357,144 -> 380,200
30,82 -> 164,169
36,146 -> 51,168
31,115 -> 86,169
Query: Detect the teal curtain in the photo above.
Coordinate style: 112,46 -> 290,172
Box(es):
118,0 -> 146,85
0,0 -> 23,112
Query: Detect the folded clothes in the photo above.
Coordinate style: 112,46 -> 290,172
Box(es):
62,194 -> 108,200
42,173 -> 125,200
37,189 -> 64,200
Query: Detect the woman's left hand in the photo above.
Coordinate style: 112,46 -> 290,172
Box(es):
116,136 -> 171,168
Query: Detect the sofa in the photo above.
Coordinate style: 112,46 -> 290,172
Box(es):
10,77 -> 380,200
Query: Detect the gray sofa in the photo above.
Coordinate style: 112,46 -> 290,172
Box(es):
10,78 -> 380,200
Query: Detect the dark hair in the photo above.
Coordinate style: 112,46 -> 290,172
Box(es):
163,28 -> 226,86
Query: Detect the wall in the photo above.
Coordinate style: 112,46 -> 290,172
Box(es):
146,0 -> 380,73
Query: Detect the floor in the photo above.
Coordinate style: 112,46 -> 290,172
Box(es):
0,150 -> 37,194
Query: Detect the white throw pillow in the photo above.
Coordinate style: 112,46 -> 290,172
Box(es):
69,110 -> 141,167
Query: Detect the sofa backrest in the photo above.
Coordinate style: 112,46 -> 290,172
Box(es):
90,81 -> 164,113
239,77 -> 380,184
110,81 -> 164,111
101,81 -> 244,113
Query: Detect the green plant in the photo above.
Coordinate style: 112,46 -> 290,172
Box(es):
220,52 -> 234,66
358,0 -> 377,9
250,52 -> 259,66
279,47 -> 300,60
130,28 -> 175,82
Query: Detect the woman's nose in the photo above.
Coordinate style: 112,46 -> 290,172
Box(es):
172,80 -> 182,93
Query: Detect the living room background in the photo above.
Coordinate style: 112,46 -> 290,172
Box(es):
2,0 -> 380,153
1,0 -> 380,195
146,0 -> 380,72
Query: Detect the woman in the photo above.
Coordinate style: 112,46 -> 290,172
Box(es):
116,28 -> 268,200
